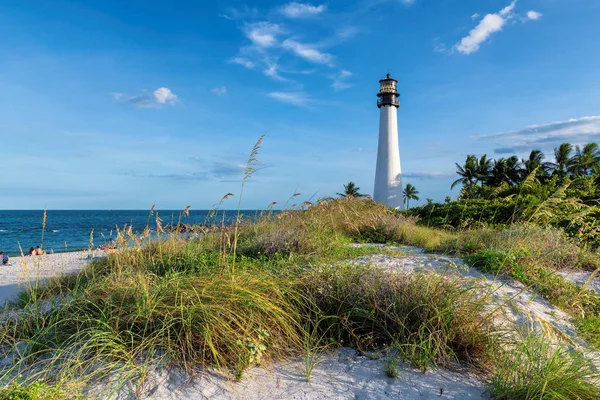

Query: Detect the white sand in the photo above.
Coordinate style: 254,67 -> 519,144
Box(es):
0,250 -> 103,305
137,348 -> 489,400
559,270 -> 600,294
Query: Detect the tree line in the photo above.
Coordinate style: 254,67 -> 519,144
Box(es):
452,142 -> 600,193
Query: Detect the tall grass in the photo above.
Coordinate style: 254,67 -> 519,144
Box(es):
491,335 -> 600,399
300,263 -> 495,371
1,195 -> 599,397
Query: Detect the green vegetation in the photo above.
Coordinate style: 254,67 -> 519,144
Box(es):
491,335 -> 600,400
0,380 -> 66,400
408,142 -> 600,249
2,138 -> 600,397
402,142 -> 600,350
402,183 -> 419,209
1,197 -> 598,398
337,181 -> 366,198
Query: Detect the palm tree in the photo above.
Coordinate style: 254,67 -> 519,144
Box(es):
506,156 -> 522,185
451,155 -> 478,190
552,142 -> 573,179
569,143 -> 600,176
403,184 -> 419,209
522,149 -> 552,181
487,158 -> 509,187
592,164 -> 600,188
337,181 -> 364,198
476,154 -> 492,187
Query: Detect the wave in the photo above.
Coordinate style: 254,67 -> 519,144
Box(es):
0,229 -> 7,232
52,230 -> 60,233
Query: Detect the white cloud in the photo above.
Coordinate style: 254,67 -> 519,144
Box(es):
404,171 -> 454,179
279,2 -> 326,18
282,39 -> 334,64
332,70 -> 352,91
263,62 -> 287,81
456,13 -> 506,55
154,87 -> 178,104
474,116 -> 600,153
220,6 -> 259,21
211,86 -> 227,96
471,13 -> 480,20
243,22 -> 283,48
453,1 -> 542,55
455,1 -> 518,55
113,87 -> 179,109
230,57 -> 255,69
268,92 -> 310,106
499,0 -> 517,17
335,26 -> 359,40
477,116 -> 600,140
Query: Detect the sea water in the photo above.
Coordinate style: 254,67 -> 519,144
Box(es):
0,210 -> 256,256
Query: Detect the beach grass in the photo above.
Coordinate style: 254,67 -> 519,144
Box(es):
1,196 -> 599,397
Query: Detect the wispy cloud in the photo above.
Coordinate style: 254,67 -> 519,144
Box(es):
474,116 -> 600,153
454,1 -> 541,55
210,162 -> 245,178
282,39 -> 334,64
113,87 -> 179,109
403,171 -> 454,180
332,69 -> 353,91
243,21 -> 283,48
279,2 -> 326,18
226,3 -> 349,86
527,10 -> 542,21
268,91 -> 310,106
211,86 -> 227,96
220,6 -> 259,21
263,61 -> 287,81
148,172 -> 209,181
229,57 -> 255,69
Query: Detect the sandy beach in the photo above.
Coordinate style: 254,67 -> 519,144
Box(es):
0,250 -> 103,305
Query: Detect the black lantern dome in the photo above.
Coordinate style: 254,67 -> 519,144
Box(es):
377,73 -> 400,108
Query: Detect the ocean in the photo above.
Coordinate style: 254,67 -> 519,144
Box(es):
0,210 -> 254,256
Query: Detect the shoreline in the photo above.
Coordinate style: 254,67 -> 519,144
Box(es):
0,249 -> 104,305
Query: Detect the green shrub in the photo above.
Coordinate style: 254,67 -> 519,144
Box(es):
300,264 -> 494,370
0,381 -> 66,400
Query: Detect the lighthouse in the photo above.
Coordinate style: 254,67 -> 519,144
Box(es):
374,74 -> 404,209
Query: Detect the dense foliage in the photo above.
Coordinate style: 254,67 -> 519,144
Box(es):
407,142 -> 600,249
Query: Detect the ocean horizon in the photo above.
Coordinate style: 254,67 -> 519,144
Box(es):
0,209 -> 262,256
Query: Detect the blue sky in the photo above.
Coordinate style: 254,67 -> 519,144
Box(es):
1,0 -> 599,210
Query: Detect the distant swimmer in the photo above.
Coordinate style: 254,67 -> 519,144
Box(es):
35,246 -> 44,255
0,252 -> 8,265
28,247 -> 35,256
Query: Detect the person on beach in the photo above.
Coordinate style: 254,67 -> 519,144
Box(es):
0,252 -> 8,265
35,246 -> 44,255
28,247 -> 35,256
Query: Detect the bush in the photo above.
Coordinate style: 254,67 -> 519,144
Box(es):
300,263 -> 494,371
0,381 -> 66,400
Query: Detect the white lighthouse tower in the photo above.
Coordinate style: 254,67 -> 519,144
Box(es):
374,74 -> 404,209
